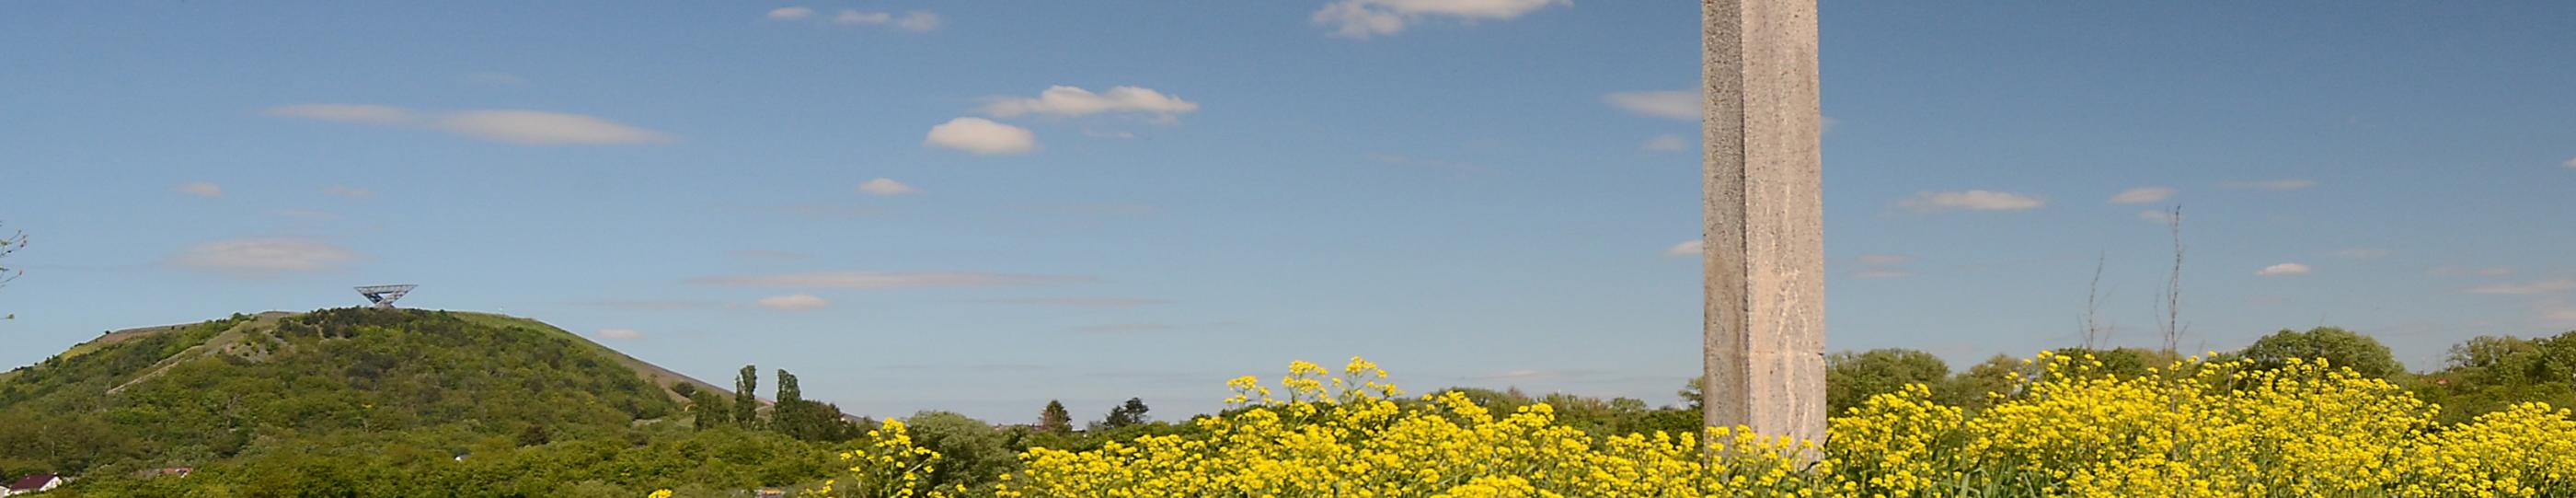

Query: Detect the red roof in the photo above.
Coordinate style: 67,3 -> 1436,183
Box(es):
7,473 -> 57,491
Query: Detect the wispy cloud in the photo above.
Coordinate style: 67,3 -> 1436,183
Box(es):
569,299 -> 720,311
263,103 -> 417,125
321,185 -> 374,198
432,110 -> 673,145
767,6 -> 813,20
1852,269 -> 1913,279
2562,156 -> 2575,168
976,297 -> 1169,307
1898,191 -> 2045,213
596,328 -> 643,341
2257,262 -> 2313,277
1642,133 -> 1689,152
2108,187 -> 2175,204
1604,90 -> 1695,121
830,9 -> 940,31
857,178 -> 917,196
2221,179 -> 2317,191
170,237 -> 360,275
2431,266 -> 2515,277
925,117 -> 1036,155
1663,239 -> 1702,257
2138,209 -> 2180,226
2539,300 -> 2576,326
177,181 -> 224,198
689,271 -> 1088,289
2466,279 -> 2576,295
1314,0 -> 1568,39
980,86 -> 1200,121
266,104 -> 671,145
754,294 -> 832,310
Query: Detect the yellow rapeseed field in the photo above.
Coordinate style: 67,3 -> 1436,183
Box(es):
773,353 -> 2576,498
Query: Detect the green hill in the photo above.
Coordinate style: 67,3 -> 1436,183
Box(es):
0,307 -> 846,496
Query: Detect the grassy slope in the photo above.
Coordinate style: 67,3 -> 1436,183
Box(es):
6,309 -> 726,402
451,311 -> 736,400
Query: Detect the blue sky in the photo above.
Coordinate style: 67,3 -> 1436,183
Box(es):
3,1 -> 2572,423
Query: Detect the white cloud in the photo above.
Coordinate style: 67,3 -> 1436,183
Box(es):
1898,191 -> 2045,213
834,9 -> 889,24
2562,156 -> 2574,168
2466,279 -> 2576,295
857,178 -> 917,196
2108,187 -> 2175,204
432,110 -> 673,145
1604,90 -> 1696,121
466,72 -> 526,87
263,104 -> 418,125
322,185 -> 374,198
2221,179 -> 2317,191
981,86 -> 1200,120
1642,133 -> 1689,152
767,6 -> 813,20
2139,209 -> 2180,225
2257,262 -> 2312,277
1313,0 -> 1568,39
924,117 -> 1037,155
1663,239 -> 1702,257
754,294 -> 832,310
1855,254 -> 1914,265
177,181 -> 224,198
1852,268 -> 1913,278
2332,249 -> 2391,261
171,237 -> 360,275
688,271 -> 1087,288
596,328 -> 644,341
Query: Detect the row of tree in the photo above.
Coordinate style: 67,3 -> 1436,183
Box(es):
682,365 -> 867,442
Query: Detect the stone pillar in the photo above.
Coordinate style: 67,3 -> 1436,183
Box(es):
1701,0 -> 1825,447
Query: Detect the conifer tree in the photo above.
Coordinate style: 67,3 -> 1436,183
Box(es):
1038,400 -> 1072,434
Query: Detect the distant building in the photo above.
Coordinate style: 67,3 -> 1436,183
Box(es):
755,488 -> 787,498
3,474 -> 63,495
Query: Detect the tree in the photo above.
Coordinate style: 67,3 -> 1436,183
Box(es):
2237,327 -> 2405,379
774,369 -> 805,438
1038,400 -> 1073,434
689,389 -> 732,430
1824,349 -> 1950,415
903,411 -> 1015,489
1098,398 -> 1150,430
734,365 -> 760,427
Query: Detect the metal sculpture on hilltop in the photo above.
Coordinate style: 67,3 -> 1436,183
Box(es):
355,284 -> 418,309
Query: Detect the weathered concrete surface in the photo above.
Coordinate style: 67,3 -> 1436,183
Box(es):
1702,0 -> 1826,447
